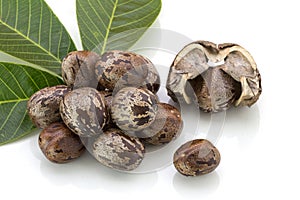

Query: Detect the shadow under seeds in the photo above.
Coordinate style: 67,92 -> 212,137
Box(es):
190,103 -> 260,148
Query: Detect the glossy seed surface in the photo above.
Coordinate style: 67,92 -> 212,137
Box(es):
39,122 -> 85,163
92,128 -> 145,171
140,103 -> 183,144
61,51 -> 100,89
95,50 -> 160,93
173,139 -> 220,176
60,87 -> 108,137
27,85 -> 70,128
111,87 -> 158,133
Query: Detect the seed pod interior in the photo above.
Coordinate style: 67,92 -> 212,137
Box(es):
167,41 -> 262,112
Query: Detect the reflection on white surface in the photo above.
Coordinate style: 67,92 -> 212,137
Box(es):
2,0 -> 300,199
173,172 -> 220,198
28,131 -> 159,190
39,152 -> 158,191
222,105 -> 260,150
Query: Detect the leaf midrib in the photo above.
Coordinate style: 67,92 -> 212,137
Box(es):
0,19 -> 61,64
0,98 -> 28,105
101,0 -> 118,54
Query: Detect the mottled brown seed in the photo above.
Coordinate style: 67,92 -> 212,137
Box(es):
139,103 -> 183,144
61,51 -> 100,89
38,122 -> 85,163
60,87 -> 108,137
173,139 -> 221,176
167,40 -> 262,112
98,90 -> 116,130
27,85 -> 70,128
111,87 -> 158,133
92,128 -> 145,171
95,50 -> 160,93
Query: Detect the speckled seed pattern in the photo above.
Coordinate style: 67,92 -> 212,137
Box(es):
92,128 -> 145,171
27,85 -> 70,128
98,90 -> 116,130
140,103 -> 183,144
167,40 -> 261,112
61,51 -> 100,89
111,87 -> 158,132
38,122 -> 85,163
173,139 -> 221,176
60,87 -> 108,137
95,50 -> 160,93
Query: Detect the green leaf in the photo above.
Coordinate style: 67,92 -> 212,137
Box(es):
0,62 -> 63,145
0,0 -> 76,75
77,0 -> 161,54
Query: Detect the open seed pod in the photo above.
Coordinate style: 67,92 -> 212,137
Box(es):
166,41 -> 262,112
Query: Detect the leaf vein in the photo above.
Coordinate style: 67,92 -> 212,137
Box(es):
38,1 -> 43,45
81,31 -> 100,48
117,0 -> 134,6
78,0 -> 105,40
49,9 -> 53,53
15,0 -> 19,29
92,2 -> 110,29
2,64 -> 28,98
40,69 -> 50,86
57,24 -> 63,59
0,102 -> 19,130
0,21 -> 61,63
27,0 -> 31,37
101,0 -> 119,53
95,0 -> 110,18
114,0 -> 154,18
11,103 -> 28,140
0,98 -> 28,105
0,66 -> 21,99
111,5 -> 160,31
22,67 -> 39,91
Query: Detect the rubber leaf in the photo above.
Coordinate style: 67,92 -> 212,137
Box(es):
0,62 -> 63,145
0,0 -> 76,75
77,0 -> 161,54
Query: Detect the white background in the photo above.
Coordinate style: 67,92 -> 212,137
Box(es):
1,0 -> 300,199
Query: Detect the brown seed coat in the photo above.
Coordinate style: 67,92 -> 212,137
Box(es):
92,128 -> 145,171
95,50 -> 160,93
27,85 -> 70,128
173,139 -> 221,176
61,51 -> 100,89
39,122 -> 85,163
60,87 -> 108,137
140,103 -> 183,144
111,87 -> 158,132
